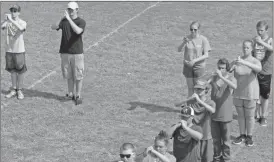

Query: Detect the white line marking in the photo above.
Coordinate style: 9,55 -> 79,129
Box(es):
27,70 -> 57,89
1,2 -> 160,109
84,1 -> 160,52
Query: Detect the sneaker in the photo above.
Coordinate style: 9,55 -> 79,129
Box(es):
5,88 -> 17,98
245,135 -> 254,147
75,96 -> 83,105
233,135 -> 246,145
260,118 -> 267,127
17,89 -> 24,100
65,93 -> 75,100
256,117 -> 262,123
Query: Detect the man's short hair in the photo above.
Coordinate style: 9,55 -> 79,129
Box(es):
256,20 -> 268,30
120,143 -> 136,152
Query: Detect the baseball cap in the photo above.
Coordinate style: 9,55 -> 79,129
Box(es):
194,80 -> 208,90
10,5 -> 21,12
180,105 -> 194,117
67,2 -> 79,10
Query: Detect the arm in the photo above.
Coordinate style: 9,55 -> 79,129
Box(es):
1,21 -> 7,30
192,52 -> 209,63
255,37 -> 273,52
178,41 -> 187,52
239,59 -> 262,73
51,22 -> 60,30
197,99 -> 216,113
167,123 -> 181,138
66,18 -> 84,34
8,19 -> 26,31
219,75 -> 237,90
149,150 -> 171,162
184,125 -> 203,141
259,41 -> 273,51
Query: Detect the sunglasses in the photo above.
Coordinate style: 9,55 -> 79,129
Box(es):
10,9 -> 18,13
190,28 -> 198,31
120,154 -> 131,158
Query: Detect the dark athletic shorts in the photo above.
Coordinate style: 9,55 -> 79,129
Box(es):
5,52 -> 27,74
257,73 -> 272,99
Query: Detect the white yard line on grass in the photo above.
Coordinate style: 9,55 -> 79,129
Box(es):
1,2 -> 161,109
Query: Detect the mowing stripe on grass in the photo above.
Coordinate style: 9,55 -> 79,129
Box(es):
1,2 -> 161,109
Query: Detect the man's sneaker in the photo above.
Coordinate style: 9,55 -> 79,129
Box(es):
245,135 -> 254,147
5,88 -> 17,98
65,93 -> 75,100
256,117 -> 262,123
260,118 -> 267,127
233,135 -> 246,145
17,89 -> 24,100
75,96 -> 83,105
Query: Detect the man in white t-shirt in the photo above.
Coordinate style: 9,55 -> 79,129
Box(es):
1,5 -> 27,100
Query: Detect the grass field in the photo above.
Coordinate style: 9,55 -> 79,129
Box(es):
1,1 -> 273,162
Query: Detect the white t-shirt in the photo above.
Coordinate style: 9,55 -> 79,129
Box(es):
3,18 -> 27,53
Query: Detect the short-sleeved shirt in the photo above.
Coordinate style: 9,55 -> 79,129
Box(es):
183,35 -> 211,78
187,98 -> 215,140
142,152 -> 176,162
4,18 -> 27,53
232,56 -> 260,100
58,17 -> 86,54
211,75 -> 235,122
253,37 -> 273,75
172,124 -> 202,162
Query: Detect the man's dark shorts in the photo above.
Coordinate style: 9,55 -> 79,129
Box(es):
258,73 -> 272,99
5,52 -> 27,74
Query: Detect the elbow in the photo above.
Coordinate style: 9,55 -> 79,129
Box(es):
75,29 -> 83,35
198,134 -> 203,140
256,67 -> 262,73
233,85 -> 237,90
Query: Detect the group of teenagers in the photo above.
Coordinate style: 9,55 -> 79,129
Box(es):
1,2 -> 272,162
117,20 -> 272,162
2,2 -> 86,105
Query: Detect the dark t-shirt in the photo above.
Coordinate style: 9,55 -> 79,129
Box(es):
187,98 -> 215,140
172,124 -> 202,162
58,17 -> 86,54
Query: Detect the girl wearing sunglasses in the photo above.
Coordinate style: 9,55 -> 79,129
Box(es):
178,21 -> 211,97
167,106 -> 203,162
142,130 -> 176,162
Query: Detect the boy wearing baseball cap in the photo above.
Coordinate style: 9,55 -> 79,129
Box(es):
51,2 -> 86,105
186,80 -> 216,162
1,4 -> 27,100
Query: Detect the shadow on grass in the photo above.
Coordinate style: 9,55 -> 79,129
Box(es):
127,101 -> 179,113
1,89 -> 71,102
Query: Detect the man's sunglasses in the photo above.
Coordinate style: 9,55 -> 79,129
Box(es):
120,154 -> 131,158
10,9 -> 18,13
190,28 -> 198,31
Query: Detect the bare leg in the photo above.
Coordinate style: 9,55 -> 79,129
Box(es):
236,106 -> 246,135
75,79 -> 83,97
11,72 -> 17,89
261,98 -> 269,118
67,78 -> 74,95
17,73 -> 24,89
